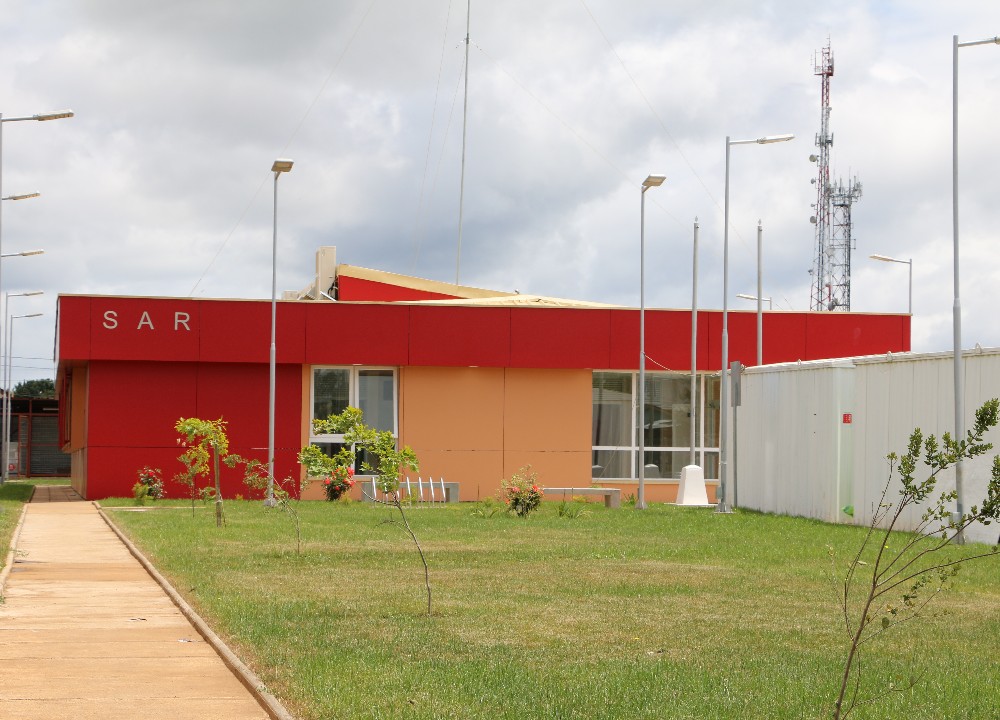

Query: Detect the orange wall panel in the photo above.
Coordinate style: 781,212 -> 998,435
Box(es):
399,366 -> 592,498
399,366 -> 505,450
404,449 -> 505,501
502,450 -> 591,490
503,369 -> 591,451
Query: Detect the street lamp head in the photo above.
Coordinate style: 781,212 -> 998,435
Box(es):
642,174 -> 666,190
12,313 -> 42,319
1,249 -> 44,258
35,110 -> 74,121
756,134 -> 795,144
2,192 -> 40,201
272,158 -> 294,174
869,253 -> 896,263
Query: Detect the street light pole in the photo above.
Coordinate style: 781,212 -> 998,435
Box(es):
0,111 -> 72,377
756,220 -> 763,366
4,311 -> 42,483
952,34 -> 998,537
637,173 -> 666,511
690,218 -> 699,467
718,133 -> 793,514
267,159 -> 294,507
869,254 -> 912,315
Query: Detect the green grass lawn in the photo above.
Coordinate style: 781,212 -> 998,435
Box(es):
99,499 -> 1000,720
5,477 -> 72,486
0,483 -> 34,562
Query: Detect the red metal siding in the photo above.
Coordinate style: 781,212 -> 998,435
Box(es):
409,306 -> 512,367
509,308 -> 613,369
304,302 -> 410,365
88,298 -> 201,361
199,300 -> 308,363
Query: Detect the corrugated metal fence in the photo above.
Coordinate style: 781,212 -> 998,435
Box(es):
735,348 -> 1000,545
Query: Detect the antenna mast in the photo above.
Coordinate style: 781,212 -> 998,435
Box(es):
809,42 -> 862,311
455,0 -> 471,285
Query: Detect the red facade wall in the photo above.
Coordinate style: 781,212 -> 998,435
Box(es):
57,294 -> 910,499
59,295 -> 910,372
83,359 -> 303,500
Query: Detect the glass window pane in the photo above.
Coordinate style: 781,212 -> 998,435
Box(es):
313,369 -> 350,422
638,375 -> 692,449
358,370 -> 395,433
703,375 -> 721,448
593,373 -> 632,448
592,449 -> 631,480
701,451 -> 719,480
640,450 -> 696,481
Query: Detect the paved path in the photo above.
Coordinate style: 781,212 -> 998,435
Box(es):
0,491 -> 282,719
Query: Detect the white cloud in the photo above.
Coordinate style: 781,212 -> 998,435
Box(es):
1,0 -> 999,386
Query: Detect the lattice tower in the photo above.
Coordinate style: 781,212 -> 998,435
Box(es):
809,41 -> 862,311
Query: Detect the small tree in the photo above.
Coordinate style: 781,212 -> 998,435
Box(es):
832,399 -> 1000,719
306,408 -> 429,613
174,417 -> 230,527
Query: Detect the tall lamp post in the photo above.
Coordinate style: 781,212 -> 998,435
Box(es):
4,311 -> 42,482
0,111 -> 72,354
690,218 -> 699,467
869,254 -> 912,314
637,173 -> 666,510
718,134 -> 793,514
266,159 -> 294,507
952,35 -> 998,536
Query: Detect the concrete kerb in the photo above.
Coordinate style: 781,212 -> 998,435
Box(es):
0,501 -> 30,595
94,502 -> 296,720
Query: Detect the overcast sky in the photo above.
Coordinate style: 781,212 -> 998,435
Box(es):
1,1 -> 999,385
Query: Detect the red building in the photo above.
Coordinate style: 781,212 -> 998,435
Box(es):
56,259 -> 910,501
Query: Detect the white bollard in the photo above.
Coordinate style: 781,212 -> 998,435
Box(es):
676,465 -> 710,505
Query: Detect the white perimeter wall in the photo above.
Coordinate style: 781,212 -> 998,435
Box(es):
735,348 -> 1000,545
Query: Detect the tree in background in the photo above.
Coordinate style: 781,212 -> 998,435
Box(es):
12,378 -> 54,398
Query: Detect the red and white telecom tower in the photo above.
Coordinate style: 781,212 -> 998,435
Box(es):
809,42 -> 862,312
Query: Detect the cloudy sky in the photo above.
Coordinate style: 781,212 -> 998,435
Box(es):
1,0 -> 998,385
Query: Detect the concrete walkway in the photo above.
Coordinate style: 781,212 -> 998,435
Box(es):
0,489 -> 287,719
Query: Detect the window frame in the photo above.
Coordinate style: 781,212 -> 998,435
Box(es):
309,366 -> 399,447
592,370 -> 720,480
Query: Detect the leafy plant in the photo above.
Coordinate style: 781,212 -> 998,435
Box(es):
133,466 -> 164,504
322,465 -> 356,501
501,465 -> 544,517
832,399 -> 1000,720
557,497 -> 591,519
174,417 -> 230,526
470,497 -> 502,519
298,443 -> 356,501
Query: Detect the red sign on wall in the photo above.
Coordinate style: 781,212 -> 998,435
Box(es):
843,413 -> 853,424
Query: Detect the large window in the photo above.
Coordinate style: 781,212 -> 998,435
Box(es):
592,371 -> 720,481
310,367 -> 397,473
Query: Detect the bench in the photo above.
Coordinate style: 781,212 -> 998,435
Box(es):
361,477 -> 460,503
542,487 -> 621,509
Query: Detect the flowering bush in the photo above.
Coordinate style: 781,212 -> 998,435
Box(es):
134,466 -> 165,501
501,465 -> 544,517
323,464 -> 356,501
